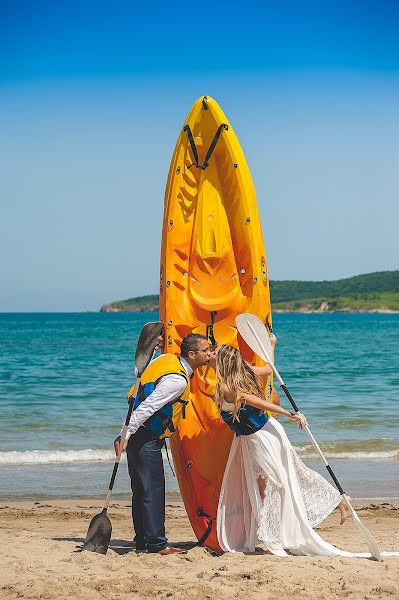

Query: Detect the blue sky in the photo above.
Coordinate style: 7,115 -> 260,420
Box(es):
0,0 -> 398,311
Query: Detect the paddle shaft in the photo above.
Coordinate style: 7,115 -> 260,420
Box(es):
103,378 -> 140,511
290,387 -> 381,559
236,313 -> 382,560
268,349 -> 382,557
265,351 -> 345,494
275,375 -> 382,557
263,349 -> 381,559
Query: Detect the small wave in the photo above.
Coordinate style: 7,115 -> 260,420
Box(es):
0,448 -> 175,466
294,446 -> 399,460
1,446 -> 398,465
0,449 -> 116,465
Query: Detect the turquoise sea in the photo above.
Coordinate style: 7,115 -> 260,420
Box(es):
1,312 -> 398,501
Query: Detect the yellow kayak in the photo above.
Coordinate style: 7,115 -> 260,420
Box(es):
160,96 -> 273,552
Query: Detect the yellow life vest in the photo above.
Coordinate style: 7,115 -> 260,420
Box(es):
126,354 -> 190,439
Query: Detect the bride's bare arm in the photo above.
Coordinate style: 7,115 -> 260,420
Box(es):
249,363 -> 273,378
219,382 -> 235,402
271,387 -> 281,406
238,391 -> 307,427
246,333 -> 276,380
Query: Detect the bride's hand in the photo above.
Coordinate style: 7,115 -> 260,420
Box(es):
207,346 -> 218,369
269,333 -> 277,347
290,412 -> 308,429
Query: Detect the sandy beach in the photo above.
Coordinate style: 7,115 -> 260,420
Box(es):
0,499 -> 398,599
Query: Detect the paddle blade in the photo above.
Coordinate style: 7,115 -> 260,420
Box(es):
135,321 -> 164,376
342,494 -> 382,561
235,313 -> 272,364
81,508 -> 112,555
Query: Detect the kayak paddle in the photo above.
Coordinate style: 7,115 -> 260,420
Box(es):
81,320 -> 164,554
235,312 -> 382,561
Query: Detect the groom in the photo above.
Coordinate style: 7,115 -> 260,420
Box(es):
114,333 -> 212,555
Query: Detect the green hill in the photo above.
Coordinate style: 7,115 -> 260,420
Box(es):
100,271 -> 399,313
270,271 -> 399,303
272,291 -> 399,312
100,294 -> 159,313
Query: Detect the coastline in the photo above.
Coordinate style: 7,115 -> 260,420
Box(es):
1,499 -> 398,599
272,308 -> 399,314
1,453 -> 397,503
100,307 -> 399,314
98,303 -> 399,314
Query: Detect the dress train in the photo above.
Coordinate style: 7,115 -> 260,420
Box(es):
217,417 -> 398,558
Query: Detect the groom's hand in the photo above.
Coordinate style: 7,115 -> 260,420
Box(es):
114,436 -> 128,455
114,436 -> 122,456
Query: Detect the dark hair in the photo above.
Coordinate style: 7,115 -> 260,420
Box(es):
180,333 -> 207,358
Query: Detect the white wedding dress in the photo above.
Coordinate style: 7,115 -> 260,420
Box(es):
217,413 -> 398,558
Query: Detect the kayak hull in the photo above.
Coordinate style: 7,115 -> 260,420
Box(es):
160,96 -> 272,552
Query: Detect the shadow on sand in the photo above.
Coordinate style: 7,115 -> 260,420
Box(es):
52,537 -> 199,555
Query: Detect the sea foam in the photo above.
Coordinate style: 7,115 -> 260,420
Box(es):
0,446 -> 397,465
0,449 -> 116,465
296,447 -> 399,460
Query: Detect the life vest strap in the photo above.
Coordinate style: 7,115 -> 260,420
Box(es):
133,361 -> 190,439
153,369 -> 188,388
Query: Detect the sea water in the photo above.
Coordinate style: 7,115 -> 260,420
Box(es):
0,312 -> 398,501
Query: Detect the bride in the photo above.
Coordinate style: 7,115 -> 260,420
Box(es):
212,339 -> 355,557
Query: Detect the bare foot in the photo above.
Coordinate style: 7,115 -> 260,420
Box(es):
339,500 -> 351,525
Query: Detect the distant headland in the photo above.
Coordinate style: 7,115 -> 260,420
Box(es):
100,271 -> 399,313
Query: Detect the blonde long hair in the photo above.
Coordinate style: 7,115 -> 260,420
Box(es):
214,344 -> 266,421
